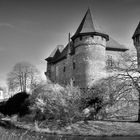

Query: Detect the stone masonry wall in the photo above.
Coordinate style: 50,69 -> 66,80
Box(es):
48,35 -> 107,88
47,36 -> 126,88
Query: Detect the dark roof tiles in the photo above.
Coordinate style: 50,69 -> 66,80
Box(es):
132,22 -> 140,39
106,37 -> 128,51
74,9 -> 95,35
72,9 -> 109,41
45,9 -> 128,63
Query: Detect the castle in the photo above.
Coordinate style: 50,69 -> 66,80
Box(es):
132,22 -> 140,70
45,9 -> 129,88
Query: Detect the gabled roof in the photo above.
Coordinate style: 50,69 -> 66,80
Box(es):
132,22 -> 140,39
46,42 -> 74,63
45,45 -> 64,61
71,8 -> 109,41
106,37 -> 128,51
49,45 -> 64,58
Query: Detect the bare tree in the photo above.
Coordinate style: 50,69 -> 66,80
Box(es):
108,51 -> 140,122
7,62 -> 41,93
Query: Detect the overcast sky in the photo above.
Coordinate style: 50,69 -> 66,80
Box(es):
0,0 -> 139,86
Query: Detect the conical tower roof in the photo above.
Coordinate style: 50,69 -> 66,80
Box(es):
71,9 -> 109,41
132,22 -> 140,39
75,9 -> 96,35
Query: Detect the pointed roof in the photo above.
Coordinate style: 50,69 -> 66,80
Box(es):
45,45 -> 64,61
75,8 -> 95,35
45,42 -> 74,63
49,45 -> 64,58
71,9 -> 109,41
132,22 -> 140,39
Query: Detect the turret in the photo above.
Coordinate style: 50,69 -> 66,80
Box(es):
71,9 -> 109,87
132,22 -> 140,70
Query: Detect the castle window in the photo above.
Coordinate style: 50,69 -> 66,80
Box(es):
73,62 -> 76,69
63,66 -> 66,72
101,37 -> 104,40
80,36 -> 82,40
71,77 -> 75,86
106,55 -> 113,67
136,36 -> 140,43
73,40 -> 75,44
73,80 -> 75,85
56,66 -> 59,76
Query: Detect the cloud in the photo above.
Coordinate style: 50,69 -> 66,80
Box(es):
0,23 -> 14,28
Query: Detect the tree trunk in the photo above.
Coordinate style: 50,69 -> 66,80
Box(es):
19,75 -> 23,92
24,73 -> 27,92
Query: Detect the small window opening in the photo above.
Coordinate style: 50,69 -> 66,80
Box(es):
63,66 -> 66,72
73,62 -> 76,69
73,80 -> 75,85
102,37 -> 104,40
71,78 -> 75,86
80,36 -> 82,40
136,36 -> 140,43
91,35 -> 94,38
106,55 -> 113,67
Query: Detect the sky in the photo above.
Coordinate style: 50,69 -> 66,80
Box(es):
0,0 -> 140,86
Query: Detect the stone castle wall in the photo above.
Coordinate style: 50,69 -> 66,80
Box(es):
106,50 -> 122,62
48,35 -> 110,88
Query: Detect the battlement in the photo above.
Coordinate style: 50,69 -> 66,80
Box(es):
74,35 -> 106,48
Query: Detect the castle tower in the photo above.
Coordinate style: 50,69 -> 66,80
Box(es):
71,9 -> 109,87
132,22 -> 140,70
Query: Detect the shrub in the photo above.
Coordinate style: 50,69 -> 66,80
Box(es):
28,81 -> 83,126
80,84 -> 107,120
24,80 -> 112,125
22,77 -> 130,126
0,91 -> 30,117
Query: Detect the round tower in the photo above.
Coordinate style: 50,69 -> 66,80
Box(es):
71,9 -> 109,88
132,22 -> 140,70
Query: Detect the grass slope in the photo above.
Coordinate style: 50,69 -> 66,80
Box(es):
65,121 -> 140,136
11,120 -> 140,136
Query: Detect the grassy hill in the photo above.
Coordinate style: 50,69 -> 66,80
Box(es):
10,120 -> 140,136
